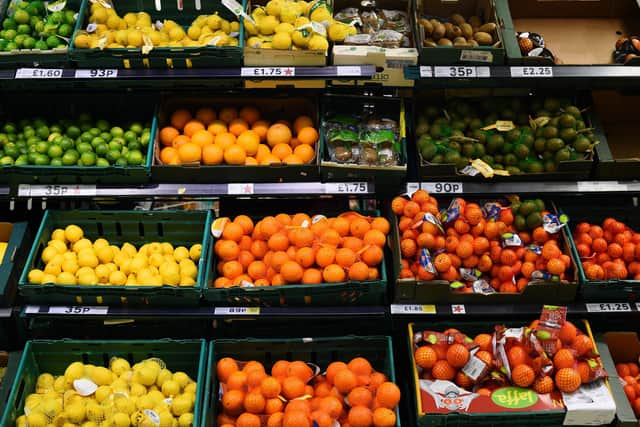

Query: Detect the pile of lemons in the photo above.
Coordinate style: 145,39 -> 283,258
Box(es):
27,224 -> 201,287
74,2 -> 240,49
245,0 -> 335,51
15,357 -> 196,427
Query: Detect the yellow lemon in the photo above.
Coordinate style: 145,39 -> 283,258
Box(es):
73,238 -> 93,253
149,253 -> 164,268
258,15 -> 278,35
26,413 -> 47,427
127,30 -> 143,47
97,246 -> 114,264
77,271 -> 98,286
179,276 -> 195,287
95,385 -> 113,402
188,244 -> 202,261
272,32 -> 292,49
178,413 -> 193,427
160,242 -> 174,255
121,243 -> 137,257
63,251 -> 77,261
130,256 -> 148,272
109,270 -> 127,286
136,268 -> 155,285
44,262 -> 62,276
187,25 -> 200,40
244,19 -> 258,36
66,403 -> 86,424
105,262 -> 118,273
173,247 -> 189,262
95,264 -> 111,283
56,272 -> 76,285
308,34 -> 328,50
292,29 -> 312,47
65,362 -> 85,382
275,22 -> 294,34
170,394 -> 193,417
48,239 -> 68,254
265,0 -> 282,17
126,273 -> 137,286
28,269 -> 44,284
41,245 -> 59,263
52,228 -> 66,242
93,238 -> 109,250
113,413 -> 130,427
41,273 -> 57,284
169,27 -> 186,41
90,8 -> 108,24
179,259 -> 198,279
155,369 -> 172,387
78,249 -> 99,268
61,259 -> 79,275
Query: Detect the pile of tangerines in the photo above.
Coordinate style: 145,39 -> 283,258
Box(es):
573,218 -> 640,280
393,190 -> 572,293
216,356 -> 401,427
158,105 -> 319,166
414,319 -> 602,396
617,361 -> 640,416
213,212 -> 389,288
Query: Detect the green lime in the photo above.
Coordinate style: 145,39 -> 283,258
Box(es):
90,137 -> 105,148
115,157 -> 128,167
26,4 -> 40,17
80,151 -> 96,166
140,132 -> 150,146
50,124 -> 62,134
34,21 -> 44,34
22,36 -> 35,49
0,156 -> 13,166
3,123 -> 16,134
76,142 -> 92,154
27,153 -> 37,164
34,154 -> 49,165
49,11 -> 63,25
64,10 -> 76,26
23,128 -> 35,139
61,150 -> 79,165
129,122 -> 143,135
4,144 -> 18,158
533,199 -> 545,212
80,123 -> 92,132
514,215 -> 526,231
3,29 -> 16,40
106,149 -> 120,163
89,127 -> 101,137
110,126 -> 124,138
80,132 -> 93,143
96,158 -> 109,167
4,41 -> 17,51
108,140 -> 123,152
29,15 -> 39,28
66,125 -> 81,139
45,35 -> 59,48
16,24 -> 30,35
123,130 -> 137,143
526,212 -> 543,229
126,150 -> 143,165
59,137 -> 73,151
0,134 -> 7,144
13,9 -> 29,25
95,143 -> 108,157
14,34 -> 27,47
35,141 -> 49,154
15,155 -> 28,165
50,158 -> 62,166
47,144 -> 62,158
36,125 -> 49,139
0,40 -> 8,52
99,131 -> 112,142
96,120 -> 110,132
57,23 -> 72,37
2,18 -> 17,30
127,141 -> 141,152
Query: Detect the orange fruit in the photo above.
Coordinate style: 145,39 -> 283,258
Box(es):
434,253 -> 452,273
350,218 -> 371,238
266,399 -> 284,415
256,144 -> 271,162
302,268 -> 322,284
348,406 -> 372,427
511,364 -> 535,387
431,360 -> 455,380
217,240 -> 240,261
208,120 -> 228,136
172,134 -> 190,149
319,396 -> 343,418
261,154 -> 281,165
315,247 -> 336,268
297,127 -> 319,145
372,407 -> 396,427
283,411 -> 311,427
160,126 -> 180,146
222,389 -> 245,415
348,357 -> 372,376
336,248 -> 357,268
533,376 -> 554,394
577,361 -> 591,383
170,109 -> 192,130
237,413 -> 261,427
224,144 -> 247,165
229,118 -> 250,137
473,334 -> 492,352
283,153 -> 303,165
555,368 -> 582,393
267,123 -> 292,147
361,245 -> 383,267
215,132 -> 237,150
218,106 -> 238,124
293,115 -> 314,134
248,261 -> 267,280
223,261 -> 244,280
202,144 -> 224,165
178,142 -> 201,163
237,130 -> 260,156
195,107 -> 216,125
507,346 -> 528,367
334,369 -> 357,394
183,120 -> 205,137
415,346 -> 437,369
272,143 -> 293,160
239,106 -> 261,125
191,129 -> 214,147
281,261 -> 304,283
295,247 -> 315,268
160,146 -> 180,164
446,343 -> 470,368
553,349 -> 575,370
244,391 -> 266,414
349,261 -> 369,281
348,387 -> 373,407
288,361 -> 313,383
223,222 -> 245,242
573,334 -> 593,356
364,229 -> 386,248
376,382 -> 401,409
547,258 -> 566,275
227,370 -> 248,389
217,357 -> 239,382
252,120 -> 270,142
323,264 -> 346,283
282,376 -> 306,400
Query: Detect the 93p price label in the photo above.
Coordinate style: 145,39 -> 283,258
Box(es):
241,67 -> 295,77
421,182 -> 463,194
75,69 -> 118,78
15,68 -> 63,79
585,303 -> 631,312
390,304 -> 436,314
325,182 -> 368,194
215,307 -> 261,315
510,66 -> 553,78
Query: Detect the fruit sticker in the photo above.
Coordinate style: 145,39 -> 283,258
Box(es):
491,387 -> 538,409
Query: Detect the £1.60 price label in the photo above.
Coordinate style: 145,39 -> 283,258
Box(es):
510,66 -> 553,78
421,182 -> 463,194
586,303 -> 632,312
15,68 -> 63,79
215,307 -> 260,315
75,69 -> 118,78
241,67 -> 295,77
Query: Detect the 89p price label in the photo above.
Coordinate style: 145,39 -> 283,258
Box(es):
15,68 -> 63,79
215,307 -> 261,315
75,69 -> 118,78
421,182 -> 463,194
241,67 -> 295,77
510,66 -> 553,78
585,303 -> 632,312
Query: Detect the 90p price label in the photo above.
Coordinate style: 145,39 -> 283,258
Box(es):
421,182 -> 463,194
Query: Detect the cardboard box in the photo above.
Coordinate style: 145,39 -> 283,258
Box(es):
415,0 -> 509,65
601,332 -> 640,427
506,0 -> 640,65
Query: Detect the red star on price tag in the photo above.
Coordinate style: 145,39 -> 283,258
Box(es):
452,304 -> 466,314
284,68 -> 294,76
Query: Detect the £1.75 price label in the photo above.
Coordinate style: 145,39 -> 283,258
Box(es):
325,182 -> 368,194
241,67 -> 295,77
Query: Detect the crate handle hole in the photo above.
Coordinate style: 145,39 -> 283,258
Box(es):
157,223 -> 164,237
115,222 -> 122,237
97,222 -> 104,237
138,222 -> 145,238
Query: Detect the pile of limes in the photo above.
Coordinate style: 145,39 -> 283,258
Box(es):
0,0 -> 78,52
0,113 -> 150,167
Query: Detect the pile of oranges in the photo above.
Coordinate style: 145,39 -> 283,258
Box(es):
573,218 -> 640,280
213,212 -> 389,288
393,190 -> 572,293
414,319 -> 600,396
158,105 -> 319,166
617,361 -> 640,416
216,356 -> 401,427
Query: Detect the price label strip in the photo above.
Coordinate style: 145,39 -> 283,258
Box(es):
20,184 -> 97,197
25,305 -> 108,315
75,69 -> 118,78
585,303 -> 632,313
335,66 -> 362,77
419,66 -> 433,78
577,181 -> 629,192
215,307 -> 261,315
421,182 -> 463,194
390,304 -> 436,314
228,183 -> 254,195
324,182 -> 368,194
510,66 -> 553,78
434,66 -> 490,78
15,68 -> 64,79
241,67 -> 295,77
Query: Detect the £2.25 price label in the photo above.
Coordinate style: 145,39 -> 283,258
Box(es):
585,303 -> 632,312
241,67 -> 295,77
510,66 -> 553,78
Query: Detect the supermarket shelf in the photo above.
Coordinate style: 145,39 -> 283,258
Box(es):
407,180 -> 640,195
16,182 -> 373,198
390,302 -> 640,317
20,305 -> 387,318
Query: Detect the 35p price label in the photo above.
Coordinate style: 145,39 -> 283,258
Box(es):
435,66 -> 490,78
20,184 -> 96,197
49,306 -> 109,315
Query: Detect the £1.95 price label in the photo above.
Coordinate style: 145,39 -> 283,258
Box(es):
241,67 -> 295,77
585,303 -> 632,313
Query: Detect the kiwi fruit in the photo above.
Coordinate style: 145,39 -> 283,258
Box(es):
473,32 -> 493,45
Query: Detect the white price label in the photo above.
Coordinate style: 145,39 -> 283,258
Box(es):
228,183 -> 254,195
421,182 -> 463,194
419,66 -> 433,78
510,66 -> 553,78
451,304 -> 466,314
585,303 -> 632,313
75,69 -> 118,78
577,181 -> 628,192
215,307 -> 260,315
48,306 -> 109,315
336,66 -> 362,76
390,304 -> 436,314
435,66 -> 490,78
241,67 -> 295,77
23,185 -> 97,197
325,182 -> 368,194
15,68 -> 63,79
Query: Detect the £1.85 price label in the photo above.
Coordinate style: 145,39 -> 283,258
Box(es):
15,68 -> 63,79
241,67 -> 295,77
585,303 -> 632,312
390,304 -> 436,314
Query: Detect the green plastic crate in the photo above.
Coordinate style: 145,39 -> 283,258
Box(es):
18,209 -> 212,306
0,0 -> 82,68
0,222 -> 29,307
203,209 -> 389,306
0,93 -> 157,185
0,351 -> 20,418
0,339 -> 207,427
408,321 -> 566,427
203,336 -> 399,427
70,0 -> 244,69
